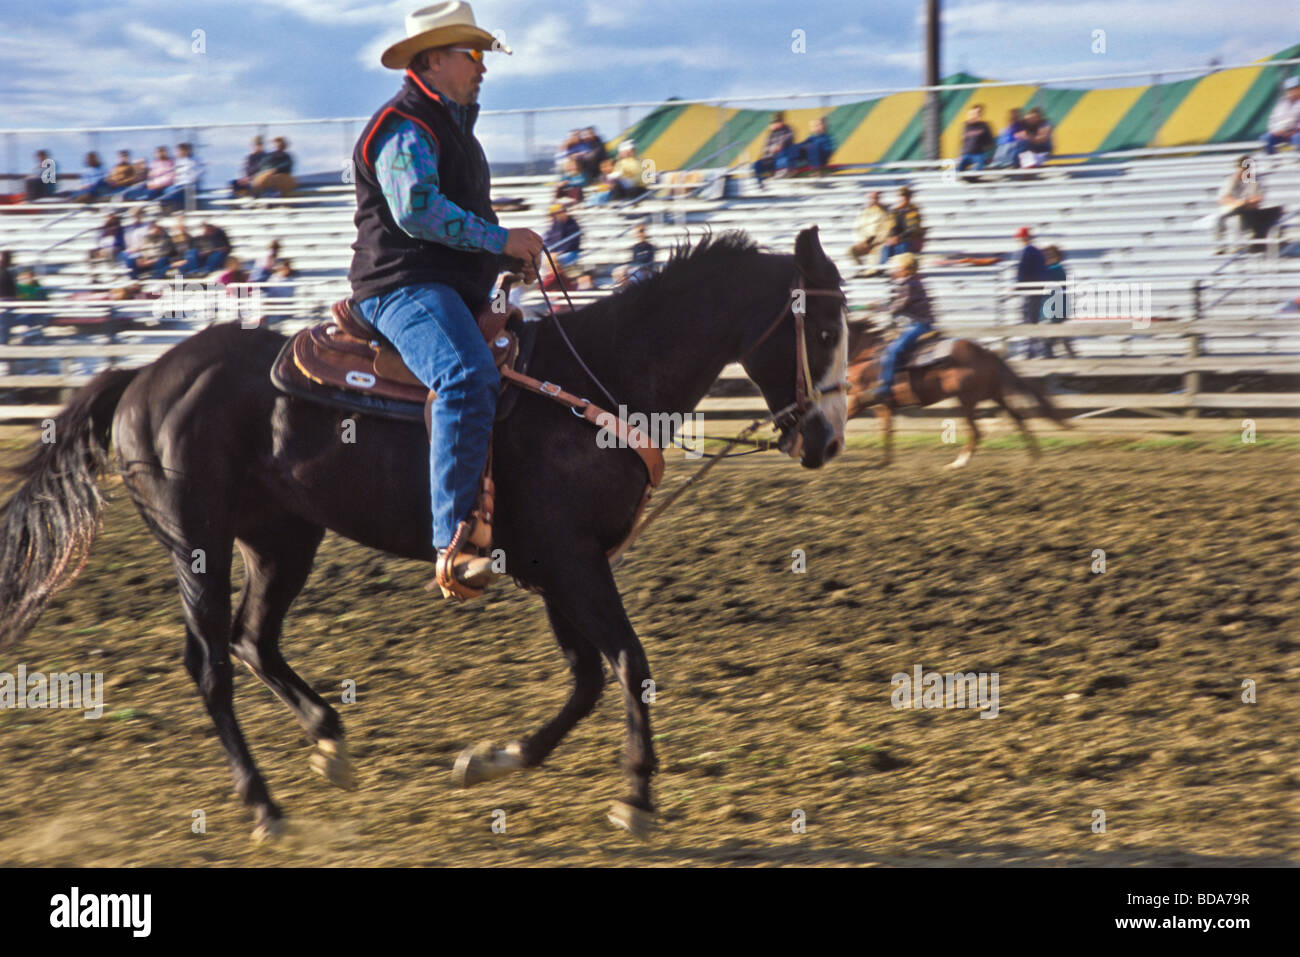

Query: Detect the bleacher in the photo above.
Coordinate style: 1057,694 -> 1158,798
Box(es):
2,144 -> 1299,420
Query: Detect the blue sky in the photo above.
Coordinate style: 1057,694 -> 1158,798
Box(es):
1,0 -> 1294,180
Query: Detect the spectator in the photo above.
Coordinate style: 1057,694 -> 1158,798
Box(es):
122,223 -> 177,280
71,152 -> 111,202
158,142 -> 204,211
0,251 -> 16,344
261,259 -> 296,327
105,150 -> 139,192
182,221 -> 232,276
250,136 -> 296,198
252,239 -> 283,282
553,156 -> 585,204
752,112 -> 796,187
123,146 -> 175,201
847,190 -> 894,274
168,216 -> 196,272
991,109 -> 1025,168
215,255 -> 249,286
124,207 -> 151,249
880,186 -> 924,264
1263,76 -> 1300,155
575,127 -> 606,183
609,141 -> 646,200
543,202 -> 582,268
0,251 -> 15,301
24,150 -> 56,202
957,104 -> 995,172
1214,155 -> 1283,254
229,136 -> 267,198
87,213 -> 126,283
797,117 -> 835,172
117,210 -> 151,275
1041,245 -> 1076,358
130,157 -> 149,185
629,223 -> 656,279
15,268 -> 48,301
1015,226 -> 1050,358
553,130 -> 581,175
1018,108 -> 1053,168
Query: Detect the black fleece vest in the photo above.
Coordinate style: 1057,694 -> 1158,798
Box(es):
348,70 -> 500,311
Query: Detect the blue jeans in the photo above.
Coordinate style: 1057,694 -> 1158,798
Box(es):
880,240 -> 910,265
356,282 -> 498,550
958,151 -> 989,171
877,322 -> 929,397
122,183 -> 165,201
1263,130 -> 1300,154
182,249 -> 229,275
992,140 -> 1023,168
118,251 -> 170,279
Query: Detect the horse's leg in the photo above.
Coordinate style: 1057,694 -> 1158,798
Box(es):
453,598 -> 605,786
540,557 -> 658,835
230,518 -> 356,790
950,396 -> 980,468
875,403 -> 894,466
166,523 -> 283,841
993,391 -> 1040,459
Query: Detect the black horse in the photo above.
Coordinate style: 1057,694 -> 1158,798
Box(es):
0,228 -> 848,839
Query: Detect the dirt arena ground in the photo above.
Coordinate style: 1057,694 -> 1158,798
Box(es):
0,433 -> 1296,867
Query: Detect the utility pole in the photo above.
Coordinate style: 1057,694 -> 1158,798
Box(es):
923,0 -> 941,161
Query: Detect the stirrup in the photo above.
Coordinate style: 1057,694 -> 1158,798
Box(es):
432,518 -> 494,601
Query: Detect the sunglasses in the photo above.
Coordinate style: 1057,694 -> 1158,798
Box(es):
447,47 -> 485,64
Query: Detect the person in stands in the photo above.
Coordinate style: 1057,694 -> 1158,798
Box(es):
1017,108 -> 1053,168
957,104 -> 995,172
752,112 -> 796,187
1262,76 -> 1300,155
847,190 -> 894,275
230,136 -> 267,198
797,117 -> 835,172
1214,155 -> 1283,254
991,108 -> 1025,169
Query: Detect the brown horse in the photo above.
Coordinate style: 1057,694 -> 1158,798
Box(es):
845,318 -> 1072,467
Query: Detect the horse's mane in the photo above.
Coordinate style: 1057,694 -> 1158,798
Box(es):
569,229 -> 763,326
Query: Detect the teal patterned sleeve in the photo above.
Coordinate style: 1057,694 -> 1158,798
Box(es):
372,115 -> 508,255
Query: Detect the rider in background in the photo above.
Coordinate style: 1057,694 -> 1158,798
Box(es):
874,252 -> 934,403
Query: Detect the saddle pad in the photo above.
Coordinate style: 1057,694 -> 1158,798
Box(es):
907,337 -> 956,368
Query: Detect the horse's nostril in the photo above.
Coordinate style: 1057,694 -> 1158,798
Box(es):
826,439 -> 842,459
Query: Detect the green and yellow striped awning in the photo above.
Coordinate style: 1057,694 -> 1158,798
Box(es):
617,44 -> 1300,172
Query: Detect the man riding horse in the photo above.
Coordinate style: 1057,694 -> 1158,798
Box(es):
349,2 -> 544,598
874,251 -> 934,404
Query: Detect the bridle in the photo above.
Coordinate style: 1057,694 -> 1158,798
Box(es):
738,274 -> 849,435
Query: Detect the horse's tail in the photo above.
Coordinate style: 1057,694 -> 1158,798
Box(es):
994,354 -> 1074,429
0,367 -> 141,649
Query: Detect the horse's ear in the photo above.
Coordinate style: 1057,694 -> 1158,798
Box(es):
794,225 -> 837,284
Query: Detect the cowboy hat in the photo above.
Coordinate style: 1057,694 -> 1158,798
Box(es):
380,2 -> 511,70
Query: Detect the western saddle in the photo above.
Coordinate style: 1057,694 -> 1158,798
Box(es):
270,293 -> 665,600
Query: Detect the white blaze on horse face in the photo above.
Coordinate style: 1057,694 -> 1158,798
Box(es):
813,307 -> 849,444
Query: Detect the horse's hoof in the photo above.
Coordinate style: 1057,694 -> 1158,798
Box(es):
251,816 -> 285,844
608,800 -> 656,840
310,738 -> 357,791
948,453 -> 972,469
453,740 -> 525,787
